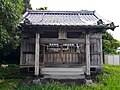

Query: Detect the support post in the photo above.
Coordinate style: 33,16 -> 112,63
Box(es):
20,39 -> 23,65
86,34 -> 90,75
43,45 -> 45,64
60,44 -> 63,63
100,34 -> 103,65
35,33 -> 40,76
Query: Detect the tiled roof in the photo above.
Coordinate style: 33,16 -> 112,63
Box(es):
22,10 -> 113,27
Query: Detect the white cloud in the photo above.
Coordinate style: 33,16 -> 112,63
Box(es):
30,0 -> 120,41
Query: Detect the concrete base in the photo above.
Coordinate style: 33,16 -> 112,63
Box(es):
32,79 -> 40,84
85,79 -> 95,86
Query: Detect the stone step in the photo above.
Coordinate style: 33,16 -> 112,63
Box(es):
44,74 -> 85,79
41,71 -> 84,75
41,67 -> 84,75
41,67 -> 84,72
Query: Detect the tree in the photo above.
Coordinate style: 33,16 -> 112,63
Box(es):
36,7 -> 48,10
0,0 -> 24,64
102,32 -> 120,54
23,0 -> 32,13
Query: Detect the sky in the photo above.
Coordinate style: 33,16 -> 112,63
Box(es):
30,0 -> 120,41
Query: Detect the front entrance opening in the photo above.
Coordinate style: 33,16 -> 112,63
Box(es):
41,44 -> 86,65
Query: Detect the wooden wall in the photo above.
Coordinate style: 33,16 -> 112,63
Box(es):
21,39 -> 35,65
90,33 -> 102,65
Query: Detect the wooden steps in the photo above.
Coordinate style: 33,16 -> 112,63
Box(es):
41,67 -> 85,79
43,74 -> 85,79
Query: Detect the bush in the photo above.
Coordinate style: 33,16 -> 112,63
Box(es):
0,64 -> 19,79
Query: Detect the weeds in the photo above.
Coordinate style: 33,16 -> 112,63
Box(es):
1,65 -> 120,90
0,79 -> 21,90
15,65 -> 120,90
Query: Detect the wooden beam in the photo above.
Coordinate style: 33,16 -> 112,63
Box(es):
41,38 -> 85,44
23,38 -> 97,44
86,34 -> 90,75
35,33 -> 40,76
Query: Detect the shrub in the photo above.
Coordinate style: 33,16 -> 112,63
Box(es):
0,64 -> 19,79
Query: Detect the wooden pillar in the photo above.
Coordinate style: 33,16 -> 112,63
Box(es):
43,45 -> 45,64
35,33 -> 40,76
86,34 -> 90,75
100,34 -> 103,65
20,39 -> 23,65
60,44 -> 63,63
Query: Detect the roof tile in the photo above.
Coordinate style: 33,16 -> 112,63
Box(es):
23,10 -> 111,26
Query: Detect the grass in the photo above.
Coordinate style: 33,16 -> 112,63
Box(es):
15,65 -> 120,90
0,79 -> 21,90
97,65 -> 120,90
1,65 -> 120,90
0,65 -> 23,90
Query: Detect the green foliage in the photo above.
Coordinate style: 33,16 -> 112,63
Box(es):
0,79 -> 21,90
14,65 -> 120,90
23,0 -> 32,13
102,32 -> 120,54
0,65 -> 120,90
0,0 -> 23,48
0,0 -> 24,64
14,83 -> 88,90
0,64 -> 19,79
36,7 -> 48,10
97,65 -> 120,90
0,0 -> 24,31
